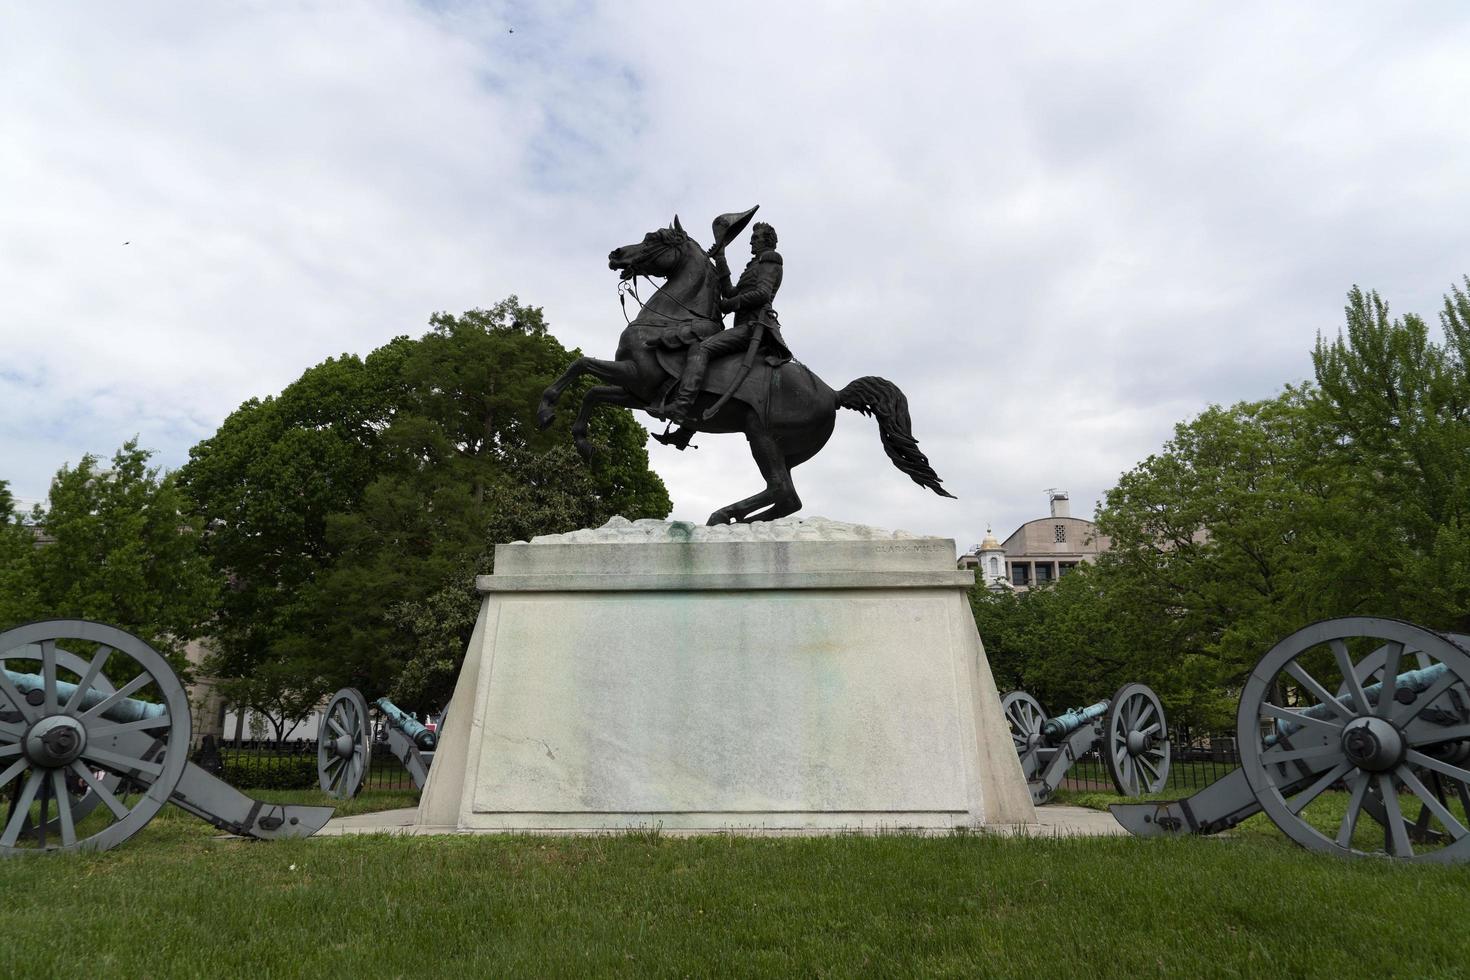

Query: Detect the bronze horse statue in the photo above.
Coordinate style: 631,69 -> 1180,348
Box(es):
536,215 -> 955,524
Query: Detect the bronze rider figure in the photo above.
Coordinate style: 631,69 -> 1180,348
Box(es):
656,220 -> 791,445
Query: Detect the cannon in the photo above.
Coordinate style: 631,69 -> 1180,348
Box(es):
1111,617 -> 1470,863
0,620 -> 333,855
1001,682 -> 1171,804
316,687 -> 437,799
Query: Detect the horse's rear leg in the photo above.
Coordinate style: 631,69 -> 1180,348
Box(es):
537,357 -> 641,429
571,386 -> 645,461
706,426 -> 801,525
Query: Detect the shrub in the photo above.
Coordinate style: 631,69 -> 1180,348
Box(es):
220,751 -> 319,790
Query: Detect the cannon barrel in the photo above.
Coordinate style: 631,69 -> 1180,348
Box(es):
374,697 -> 437,750
4,668 -> 168,723
1269,661 -> 1450,744
1040,699 -> 1109,744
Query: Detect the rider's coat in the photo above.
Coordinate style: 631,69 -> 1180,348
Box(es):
714,249 -> 791,361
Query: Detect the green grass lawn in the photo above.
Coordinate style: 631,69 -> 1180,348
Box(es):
3,788 -> 1469,978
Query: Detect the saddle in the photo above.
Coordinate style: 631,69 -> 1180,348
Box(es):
651,344 -> 785,423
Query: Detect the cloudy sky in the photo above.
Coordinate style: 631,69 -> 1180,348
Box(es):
3,2 -> 1468,550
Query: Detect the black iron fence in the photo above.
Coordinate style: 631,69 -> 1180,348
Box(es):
193,727 -> 1240,797
190,736 -> 419,792
1058,728 -> 1240,796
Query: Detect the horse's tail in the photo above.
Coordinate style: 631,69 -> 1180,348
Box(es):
835,376 -> 957,499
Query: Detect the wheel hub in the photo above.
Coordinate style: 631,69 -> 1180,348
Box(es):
333,733 -> 356,760
1126,730 -> 1148,756
23,715 -> 88,768
1341,716 -> 1404,772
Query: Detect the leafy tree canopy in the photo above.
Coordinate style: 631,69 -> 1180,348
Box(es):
0,441 -> 220,661
974,277 -> 1470,730
180,297 -> 670,711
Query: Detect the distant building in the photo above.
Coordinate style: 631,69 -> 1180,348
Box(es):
960,489 -> 1112,591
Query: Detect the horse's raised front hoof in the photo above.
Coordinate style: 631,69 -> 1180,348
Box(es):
574,435 -> 594,462
536,402 -> 556,430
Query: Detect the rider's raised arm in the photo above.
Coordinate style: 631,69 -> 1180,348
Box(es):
713,252 -> 737,299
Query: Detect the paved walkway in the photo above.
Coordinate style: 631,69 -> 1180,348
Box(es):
317,804 -> 1127,839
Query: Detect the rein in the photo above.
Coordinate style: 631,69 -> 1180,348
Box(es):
615,239 -> 717,326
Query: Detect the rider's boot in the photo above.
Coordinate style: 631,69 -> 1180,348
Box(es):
652,425 -> 697,451
664,347 -> 709,425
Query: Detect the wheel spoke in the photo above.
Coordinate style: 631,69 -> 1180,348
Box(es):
1336,771 -> 1371,846
35,769 -> 52,849
0,771 -> 44,847
1377,772 -> 1413,857
1413,723 -> 1470,747
1285,662 -> 1355,721
1260,703 -> 1345,736
63,646 -> 113,712
327,716 -> 346,738
1139,722 -> 1161,738
78,673 -> 153,721
41,640 -> 58,713
1332,639 -> 1371,714
1376,643 -> 1403,719
0,670 -> 38,724
87,716 -> 174,738
50,770 -> 76,847
1397,766 -> 1467,841
1263,743 -> 1343,766
0,757 -> 28,790
1137,754 -> 1161,785
81,745 -> 165,779
1286,760 -> 1353,814
0,743 -> 20,759
71,762 -> 130,818
1404,750 -> 1470,785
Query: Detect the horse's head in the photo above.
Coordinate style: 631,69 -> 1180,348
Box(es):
608,215 -> 701,281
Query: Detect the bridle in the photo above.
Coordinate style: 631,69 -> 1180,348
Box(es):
615,234 -> 717,326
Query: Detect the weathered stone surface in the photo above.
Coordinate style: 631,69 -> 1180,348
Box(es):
418,519 -> 1035,833
520,515 -> 922,545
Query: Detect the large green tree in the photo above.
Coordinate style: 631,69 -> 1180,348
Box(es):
1312,280 -> 1470,632
0,442 -> 220,660
180,297 -> 670,711
0,480 -> 35,627
973,277 -> 1470,729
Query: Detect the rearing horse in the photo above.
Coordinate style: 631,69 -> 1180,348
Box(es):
536,215 -> 956,524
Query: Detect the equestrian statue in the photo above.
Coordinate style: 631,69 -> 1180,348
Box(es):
536,206 -> 956,525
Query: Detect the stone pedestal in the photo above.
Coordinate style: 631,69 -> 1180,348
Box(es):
416,517 -> 1036,833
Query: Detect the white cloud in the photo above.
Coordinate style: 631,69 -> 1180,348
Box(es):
3,1 -> 1469,546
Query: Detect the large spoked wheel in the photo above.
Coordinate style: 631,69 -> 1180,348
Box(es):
318,688 -> 370,799
1001,691 -> 1047,755
0,644 -> 123,836
0,620 -> 191,855
1238,617 -> 1470,863
1105,682 -> 1171,796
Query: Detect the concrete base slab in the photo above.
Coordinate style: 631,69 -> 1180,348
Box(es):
318,805 -> 1124,838
417,517 -> 1037,834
